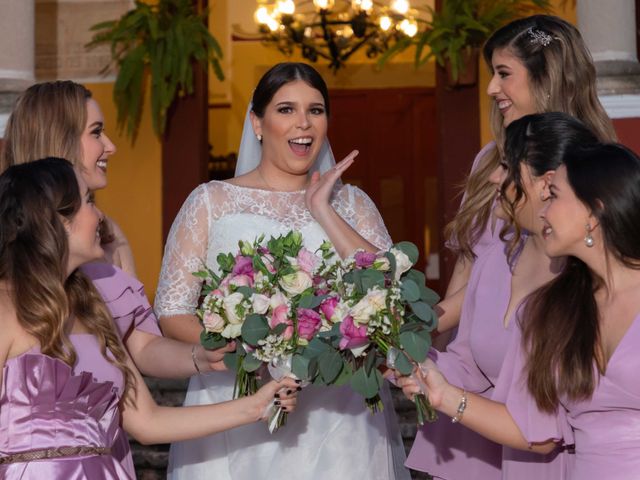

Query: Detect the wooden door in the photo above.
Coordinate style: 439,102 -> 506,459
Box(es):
328,88 -> 438,286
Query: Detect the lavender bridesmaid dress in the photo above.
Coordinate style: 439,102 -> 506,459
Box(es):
0,335 -> 133,479
81,262 -> 163,478
497,312 -> 640,480
406,143 -> 567,480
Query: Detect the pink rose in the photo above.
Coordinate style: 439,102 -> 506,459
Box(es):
296,248 -> 319,274
296,308 -> 322,341
339,315 -> 369,350
319,296 -> 339,322
229,274 -> 252,288
203,312 -> 225,333
261,253 -> 277,274
270,304 -> 293,340
354,251 -> 377,268
232,255 -> 255,278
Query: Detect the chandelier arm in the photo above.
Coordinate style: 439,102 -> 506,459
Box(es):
339,31 -> 379,62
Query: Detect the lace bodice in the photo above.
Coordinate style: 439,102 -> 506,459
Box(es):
155,181 -> 392,316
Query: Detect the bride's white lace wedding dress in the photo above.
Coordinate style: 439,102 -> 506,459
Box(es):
155,180 -> 410,480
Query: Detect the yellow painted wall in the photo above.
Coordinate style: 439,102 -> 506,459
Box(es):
88,82 -> 163,297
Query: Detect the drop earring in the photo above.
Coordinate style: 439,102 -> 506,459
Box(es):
584,224 -> 594,248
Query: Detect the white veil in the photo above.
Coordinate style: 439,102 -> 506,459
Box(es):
235,103 -> 336,177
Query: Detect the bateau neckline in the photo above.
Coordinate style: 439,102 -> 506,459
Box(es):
217,180 -> 307,194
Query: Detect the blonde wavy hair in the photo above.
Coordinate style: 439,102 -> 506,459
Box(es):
1,81 -> 116,244
447,15 -> 616,259
0,158 -> 135,403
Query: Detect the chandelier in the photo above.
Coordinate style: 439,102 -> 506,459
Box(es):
254,0 -> 426,72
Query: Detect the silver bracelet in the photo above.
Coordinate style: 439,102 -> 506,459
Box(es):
191,345 -> 202,374
451,390 -> 467,423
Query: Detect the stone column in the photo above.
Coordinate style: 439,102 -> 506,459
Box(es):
577,0 -> 640,95
0,0 -> 35,136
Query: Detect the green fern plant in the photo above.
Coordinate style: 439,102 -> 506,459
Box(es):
379,0 -> 551,83
87,0 -> 224,140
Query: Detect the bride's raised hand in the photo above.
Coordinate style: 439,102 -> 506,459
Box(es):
305,150 -> 358,219
253,377 -> 301,420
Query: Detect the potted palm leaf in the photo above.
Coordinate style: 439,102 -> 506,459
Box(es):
379,0 -> 551,87
87,0 -> 224,140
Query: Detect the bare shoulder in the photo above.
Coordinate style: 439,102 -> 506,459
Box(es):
0,294 -> 34,364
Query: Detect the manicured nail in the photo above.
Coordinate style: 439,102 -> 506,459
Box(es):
286,389 -> 292,395
274,393 -> 280,399
274,400 -> 281,406
295,379 -> 302,384
296,386 -> 302,392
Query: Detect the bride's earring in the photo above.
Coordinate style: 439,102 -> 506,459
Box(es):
584,223 -> 595,248
256,134 -> 262,142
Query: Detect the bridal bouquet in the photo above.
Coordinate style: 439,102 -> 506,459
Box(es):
195,230 -> 328,431
292,242 -> 440,425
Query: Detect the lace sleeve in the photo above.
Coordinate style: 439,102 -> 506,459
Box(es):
335,185 -> 393,250
154,184 -> 211,317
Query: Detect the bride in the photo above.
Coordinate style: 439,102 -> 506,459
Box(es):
155,62 -> 409,479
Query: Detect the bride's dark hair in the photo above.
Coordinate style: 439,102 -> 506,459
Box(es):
251,62 -> 330,117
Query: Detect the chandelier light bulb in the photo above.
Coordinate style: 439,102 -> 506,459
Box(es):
266,17 -> 280,32
379,15 -> 392,31
391,0 -> 410,15
313,0 -> 335,10
399,18 -> 418,37
352,0 -> 373,12
255,6 -> 271,25
277,0 -> 295,15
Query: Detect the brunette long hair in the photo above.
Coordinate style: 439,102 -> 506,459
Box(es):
522,144 -> 640,412
0,157 -> 135,401
499,112 -> 598,260
447,15 -> 616,259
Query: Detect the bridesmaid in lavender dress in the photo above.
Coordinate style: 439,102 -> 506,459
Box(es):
402,112 -> 600,479
2,80 -> 233,380
1,82 -> 234,476
404,15 -> 616,480
418,141 -> 640,480
0,158 -> 299,479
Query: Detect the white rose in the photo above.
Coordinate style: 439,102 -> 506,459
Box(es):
331,301 -> 350,323
391,248 -> 412,280
350,298 -> 377,325
279,271 -> 313,296
367,288 -> 387,312
223,292 -> 245,325
373,256 -> 391,271
221,323 -> 242,339
251,293 -> 270,315
350,289 -> 387,325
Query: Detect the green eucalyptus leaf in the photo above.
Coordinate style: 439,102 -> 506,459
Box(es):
223,351 -> 239,372
401,279 -> 421,302
241,353 -> 262,373
399,331 -> 430,363
241,314 -> 269,345
350,366 -> 384,399
394,350 -> 414,376
318,349 -> 343,384
200,330 -> 227,351
292,354 -> 311,380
